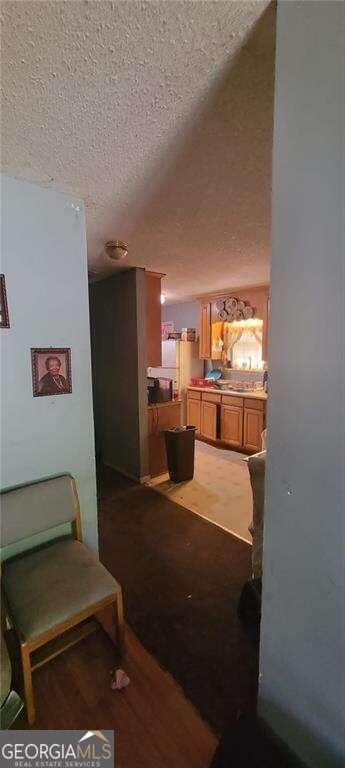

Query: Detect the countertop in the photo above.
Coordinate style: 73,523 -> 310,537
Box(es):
187,386 -> 267,401
147,399 -> 182,410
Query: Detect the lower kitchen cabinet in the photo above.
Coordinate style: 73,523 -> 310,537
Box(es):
221,405 -> 243,447
187,398 -> 201,434
187,388 -> 266,454
243,407 -> 264,452
148,401 -> 182,477
201,401 -> 218,441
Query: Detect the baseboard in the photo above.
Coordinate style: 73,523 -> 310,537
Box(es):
103,461 -> 139,483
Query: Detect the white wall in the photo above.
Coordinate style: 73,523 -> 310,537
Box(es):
0,176 -> 98,551
162,300 -> 199,331
259,3 -> 345,767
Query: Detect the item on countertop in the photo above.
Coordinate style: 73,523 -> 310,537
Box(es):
190,377 -> 216,388
181,327 -> 197,342
162,321 -> 174,340
111,668 -> 130,691
147,376 -> 173,404
168,331 -> 182,340
205,369 -> 222,380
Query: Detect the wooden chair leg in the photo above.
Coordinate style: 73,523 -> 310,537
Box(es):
96,590 -> 125,659
114,588 -> 124,658
20,643 -> 35,726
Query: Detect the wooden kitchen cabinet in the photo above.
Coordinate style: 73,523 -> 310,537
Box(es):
243,407 -> 264,452
187,398 -> 201,434
201,401 -> 218,440
221,405 -> 243,447
197,285 -> 269,363
146,271 -> 163,367
148,401 -> 182,477
199,302 -> 211,359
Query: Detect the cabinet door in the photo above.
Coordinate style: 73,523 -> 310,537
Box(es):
199,302 -> 211,359
243,408 -> 264,452
148,403 -> 182,477
146,272 -> 162,367
201,401 -> 217,440
221,405 -> 243,447
187,398 -> 201,433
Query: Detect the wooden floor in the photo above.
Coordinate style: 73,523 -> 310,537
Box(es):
17,624 -> 217,768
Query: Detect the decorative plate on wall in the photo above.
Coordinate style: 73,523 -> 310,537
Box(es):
216,295 -> 256,321
243,305 -> 254,319
225,297 -> 238,312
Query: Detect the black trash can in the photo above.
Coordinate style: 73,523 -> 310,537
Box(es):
165,426 -> 196,482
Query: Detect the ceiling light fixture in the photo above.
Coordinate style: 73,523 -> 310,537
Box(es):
104,240 -> 128,261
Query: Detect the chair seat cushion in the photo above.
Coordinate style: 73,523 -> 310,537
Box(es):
3,539 -> 120,641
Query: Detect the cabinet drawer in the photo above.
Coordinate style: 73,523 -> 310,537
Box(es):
244,397 -> 265,411
187,390 -> 201,400
221,394 -> 243,407
201,392 -> 221,404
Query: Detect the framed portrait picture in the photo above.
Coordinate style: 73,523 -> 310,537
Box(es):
0,274 -> 10,328
31,348 -> 72,397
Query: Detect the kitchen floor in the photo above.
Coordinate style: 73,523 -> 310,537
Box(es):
148,440 -> 252,543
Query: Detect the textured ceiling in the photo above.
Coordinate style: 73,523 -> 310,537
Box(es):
1,0 -> 276,301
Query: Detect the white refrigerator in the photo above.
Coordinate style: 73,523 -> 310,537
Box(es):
148,340 -> 204,423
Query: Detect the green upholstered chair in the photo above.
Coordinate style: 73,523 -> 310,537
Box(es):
1,474 -> 124,726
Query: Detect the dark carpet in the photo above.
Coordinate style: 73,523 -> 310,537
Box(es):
98,465 -> 258,735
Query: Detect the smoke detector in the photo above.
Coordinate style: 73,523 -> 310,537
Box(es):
104,240 -> 128,261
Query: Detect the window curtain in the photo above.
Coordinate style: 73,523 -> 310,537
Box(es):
223,323 -> 263,363
223,323 -> 244,349
251,327 -> 263,345
222,323 -> 244,363
211,321 -> 224,359
211,322 -> 263,362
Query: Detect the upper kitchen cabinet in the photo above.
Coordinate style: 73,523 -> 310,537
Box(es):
198,285 -> 269,364
146,271 -> 164,367
199,301 -> 211,359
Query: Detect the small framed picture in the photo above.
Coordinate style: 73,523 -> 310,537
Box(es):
31,348 -> 72,397
0,274 -> 10,328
